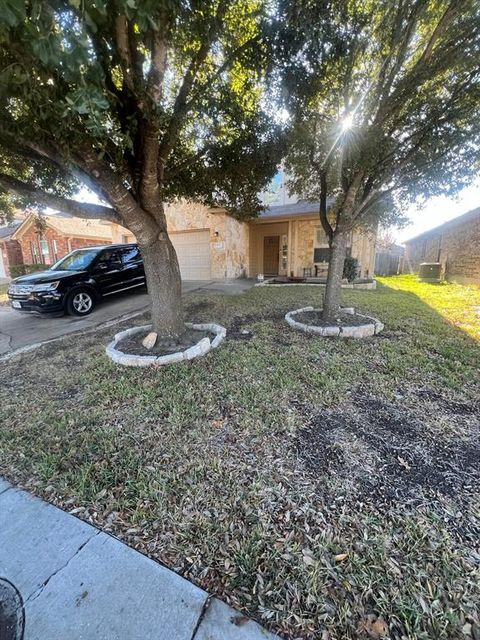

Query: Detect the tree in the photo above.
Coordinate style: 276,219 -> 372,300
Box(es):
278,0 -> 480,319
0,0 -> 282,339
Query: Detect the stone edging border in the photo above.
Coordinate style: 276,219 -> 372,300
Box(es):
285,307 -> 384,338
256,280 -> 377,290
105,322 -> 226,367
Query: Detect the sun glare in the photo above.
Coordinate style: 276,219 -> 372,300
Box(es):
342,113 -> 354,131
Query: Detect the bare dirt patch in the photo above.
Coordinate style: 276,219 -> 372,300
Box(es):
296,392 -> 480,543
116,327 -> 208,356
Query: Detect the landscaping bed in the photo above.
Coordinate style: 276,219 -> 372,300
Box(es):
117,327 -> 208,356
0,276 -> 479,639
295,309 -> 369,326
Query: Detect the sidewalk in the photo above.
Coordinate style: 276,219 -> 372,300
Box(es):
0,479 -> 277,640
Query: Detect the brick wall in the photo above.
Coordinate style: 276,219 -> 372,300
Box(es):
405,211 -> 480,284
18,226 -> 111,267
2,239 -> 24,276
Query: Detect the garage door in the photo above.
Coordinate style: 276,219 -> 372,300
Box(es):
0,248 -> 6,278
170,230 -> 211,280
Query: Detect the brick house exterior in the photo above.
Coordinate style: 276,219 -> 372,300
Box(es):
404,207 -> 480,285
0,219 -> 25,279
0,212 -> 113,277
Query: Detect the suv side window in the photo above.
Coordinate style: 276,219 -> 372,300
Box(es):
120,246 -> 141,265
97,249 -> 122,267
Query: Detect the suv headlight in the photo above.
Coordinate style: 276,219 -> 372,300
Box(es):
32,281 -> 60,292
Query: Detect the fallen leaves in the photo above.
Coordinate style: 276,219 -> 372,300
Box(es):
334,553 -> 348,562
358,614 -> 389,639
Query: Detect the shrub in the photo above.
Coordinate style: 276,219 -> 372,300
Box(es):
343,257 -> 359,282
9,263 -> 50,278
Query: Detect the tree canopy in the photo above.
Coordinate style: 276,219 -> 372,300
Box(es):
0,0 -> 282,227
276,0 -> 480,316
280,0 -> 480,233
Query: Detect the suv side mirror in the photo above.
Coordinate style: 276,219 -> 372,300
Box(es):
96,262 -> 108,271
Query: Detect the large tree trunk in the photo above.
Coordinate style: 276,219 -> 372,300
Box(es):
322,231 -> 346,320
139,231 -> 184,341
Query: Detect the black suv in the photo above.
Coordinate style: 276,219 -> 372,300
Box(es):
8,244 -> 145,316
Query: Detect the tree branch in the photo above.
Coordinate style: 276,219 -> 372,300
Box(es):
115,15 -> 136,92
0,173 -> 120,223
319,171 -> 334,243
157,1 -> 229,181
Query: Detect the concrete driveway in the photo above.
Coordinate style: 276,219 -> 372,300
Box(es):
0,280 -> 254,357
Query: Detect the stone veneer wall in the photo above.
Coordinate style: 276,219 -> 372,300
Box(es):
112,202 -> 250,280
405,212 -> 480,284
289,218 -> 376,279
225,215 -> 249,278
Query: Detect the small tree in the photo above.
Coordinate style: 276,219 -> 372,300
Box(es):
278,0 -> 480,319
0,0 -> 281,339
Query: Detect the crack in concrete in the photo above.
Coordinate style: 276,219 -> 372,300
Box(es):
23,530 -> 101,605
190,595 -> 212,640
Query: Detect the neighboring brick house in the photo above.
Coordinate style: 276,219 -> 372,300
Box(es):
0,212 -> 113,277
0,219 -> 24,279
404,207 -> 480,285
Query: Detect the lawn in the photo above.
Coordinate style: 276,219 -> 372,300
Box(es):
0,275 -> 479,639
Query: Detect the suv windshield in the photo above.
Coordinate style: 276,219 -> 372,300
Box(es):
51,248 -> 99,272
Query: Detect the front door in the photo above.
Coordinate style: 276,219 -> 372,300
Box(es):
263,236 -> 279,275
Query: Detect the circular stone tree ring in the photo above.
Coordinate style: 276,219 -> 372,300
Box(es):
105,323 -> 226,367
285,307 -> 384,338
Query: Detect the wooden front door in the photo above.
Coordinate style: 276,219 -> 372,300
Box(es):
263,236 -> 279,275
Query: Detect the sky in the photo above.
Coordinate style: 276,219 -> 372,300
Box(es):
393,179 -> 480,244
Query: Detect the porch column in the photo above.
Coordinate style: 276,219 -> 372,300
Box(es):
287,219 -> 292,277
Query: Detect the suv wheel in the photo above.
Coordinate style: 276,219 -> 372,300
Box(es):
66,288 -> 95,316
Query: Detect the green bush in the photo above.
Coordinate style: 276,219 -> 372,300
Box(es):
343,256 -> 359,282
9,263 -> 50,278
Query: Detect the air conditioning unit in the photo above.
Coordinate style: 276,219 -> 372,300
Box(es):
419,262 -> 442,282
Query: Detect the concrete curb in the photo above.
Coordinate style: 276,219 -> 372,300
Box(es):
105,323 -> 226,367
0,478 -> 279,639
0,306 -> 150,363
285,307 -> 384,338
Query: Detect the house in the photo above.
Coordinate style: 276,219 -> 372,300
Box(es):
1,171 -> 376,282
114,168 -> 376,281
0,218 -> 24,279
111,199 -> 376,281
0,212 -> 114,278
404,207 -> 480,284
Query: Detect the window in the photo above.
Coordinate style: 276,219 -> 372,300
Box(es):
99,250 -> 122,267
315,227 -> 328,246
51,239 -> 58,262
40,239 -> 49,263
314,226 -> 329,263
30,241 -> 39,264
313,227 -> 352,263
52,248 -> 99,271
120,246 -> 141,265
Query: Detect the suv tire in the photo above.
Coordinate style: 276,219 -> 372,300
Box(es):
66,288 -> 96,316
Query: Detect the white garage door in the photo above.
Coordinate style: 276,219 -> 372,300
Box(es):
170,230 -> 211,280
0,248 -> 6,278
